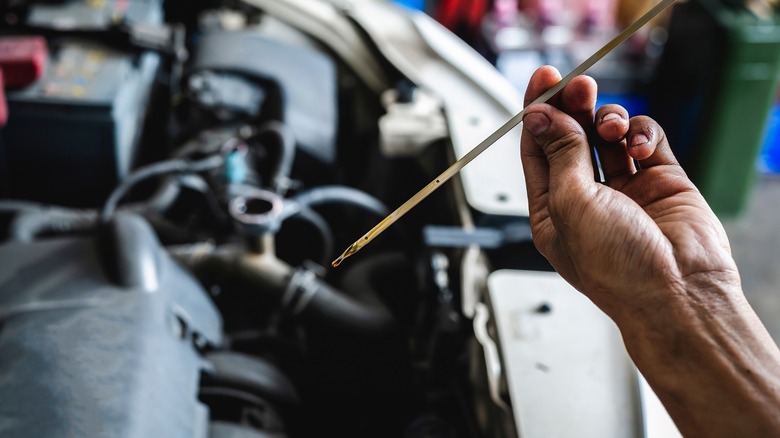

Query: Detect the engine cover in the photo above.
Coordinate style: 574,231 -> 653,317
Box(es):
0,214 -> 222,437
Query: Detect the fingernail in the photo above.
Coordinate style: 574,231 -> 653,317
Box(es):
631,133 -> 649,147
601,113 -> 621,123
524,113 -> 551,136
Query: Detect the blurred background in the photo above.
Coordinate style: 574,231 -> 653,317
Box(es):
0,1 -> 776,436
398,0 -> 780,342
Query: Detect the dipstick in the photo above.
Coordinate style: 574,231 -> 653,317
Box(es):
332,0 -> 678,268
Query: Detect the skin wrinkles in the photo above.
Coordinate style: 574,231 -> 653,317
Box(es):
522,69 -> 780,435
561,75 -> 596,109
596,109 -> 629,139
620,167 -> 695,208
544,130 -> 589,166
522,66 -> 748,312
594,108 -> 634,180
636,127 -> 675,167
544,187 -> 678,313
654,206 -> 735,273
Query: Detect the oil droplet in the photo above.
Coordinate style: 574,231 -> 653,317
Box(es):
332,241 -> 361,268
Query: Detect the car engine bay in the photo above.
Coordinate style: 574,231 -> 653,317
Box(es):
0,1 -> 673,437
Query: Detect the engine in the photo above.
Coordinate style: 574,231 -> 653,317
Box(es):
0,1 -> 671,437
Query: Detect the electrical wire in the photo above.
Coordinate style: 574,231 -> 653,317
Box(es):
100,155 -> 224,224
256,121 -> 297,195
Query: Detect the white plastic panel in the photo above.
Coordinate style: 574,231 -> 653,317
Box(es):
412,13 -> 530,217
640,374 -> 682,438
349,3 -> 529,216
488,270 -> 642,438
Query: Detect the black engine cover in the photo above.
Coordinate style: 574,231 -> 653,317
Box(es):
0,214 -> 222,437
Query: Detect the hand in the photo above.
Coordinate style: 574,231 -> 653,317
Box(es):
520,66 -> 740,322
521,66 -> 780,437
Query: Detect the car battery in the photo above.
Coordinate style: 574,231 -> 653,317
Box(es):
0,41 -> 159,207
0,0 -> 163,207
25,0 -> 163,30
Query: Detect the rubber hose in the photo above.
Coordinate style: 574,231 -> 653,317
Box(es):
0,200 -> 52,213
339,252 -> 415,326
288,207 -> 334,267
296,279 -> 396,337
257,121 -> 296,194
282,185 -> 389,222
176,250 -> 396,338
9,209 -> 98,242
125,178 -> 182,215
100,155 -> 224,224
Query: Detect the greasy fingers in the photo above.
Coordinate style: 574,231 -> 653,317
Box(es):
524,66 -> 562,106
627,116 -> 678,166
521,66 -> 599,221
561,75 -> 598,129
595,105 -> 630,142
523,104 -> 595,193
594,105 -> 633,181
521,66 -> 564,218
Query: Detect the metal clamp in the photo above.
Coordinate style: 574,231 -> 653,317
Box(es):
281,266 -> 321,315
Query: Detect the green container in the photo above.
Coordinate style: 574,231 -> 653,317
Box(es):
694,0 -> 780,217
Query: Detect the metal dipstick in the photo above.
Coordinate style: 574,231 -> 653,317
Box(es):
332,0 -> 678,268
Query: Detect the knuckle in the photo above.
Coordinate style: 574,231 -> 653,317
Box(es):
542,129 -> 584,160
629,115 -> 661,139
597,104 -> 628,120
629,114 -> 656,126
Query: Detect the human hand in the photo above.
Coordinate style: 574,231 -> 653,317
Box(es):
520,66 -> 780,437
520,66 -> 741,322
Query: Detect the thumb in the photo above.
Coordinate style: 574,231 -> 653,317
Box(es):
523,104 -> 597,195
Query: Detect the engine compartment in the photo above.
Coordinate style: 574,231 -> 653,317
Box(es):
0,1 -> 530,436
0,1 -> 665,437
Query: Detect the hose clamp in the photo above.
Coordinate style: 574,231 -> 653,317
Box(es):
281,265 -> 322,316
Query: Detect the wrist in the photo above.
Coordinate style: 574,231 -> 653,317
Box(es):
611,268 -> 743,336
617,277 -> 780,436
618,272 -> 748,361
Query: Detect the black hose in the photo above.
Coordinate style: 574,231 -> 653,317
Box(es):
0,200 -> 52,213
100,155 -> 224,224
9,209 -> 98,242
174,250 -> 396,338
0,200 -> 99,242
272,186 -> 389,265
124,178 -> 182,216
1,191 -> 181,242
3,182 -> 185,242
296,278 -> 396,337
287,207 -> 334,267
282,185 -> 389,221
257,121 -> 296,195
339,252 -> 417,328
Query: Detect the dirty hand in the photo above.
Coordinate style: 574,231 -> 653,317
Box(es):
519,66 -> 740,322
520,65 -> 780,437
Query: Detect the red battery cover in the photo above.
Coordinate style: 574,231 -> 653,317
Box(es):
0,36 -> 48,88
0,70 -> 7,126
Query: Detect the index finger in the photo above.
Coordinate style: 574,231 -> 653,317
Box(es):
524,66 -> 563,107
